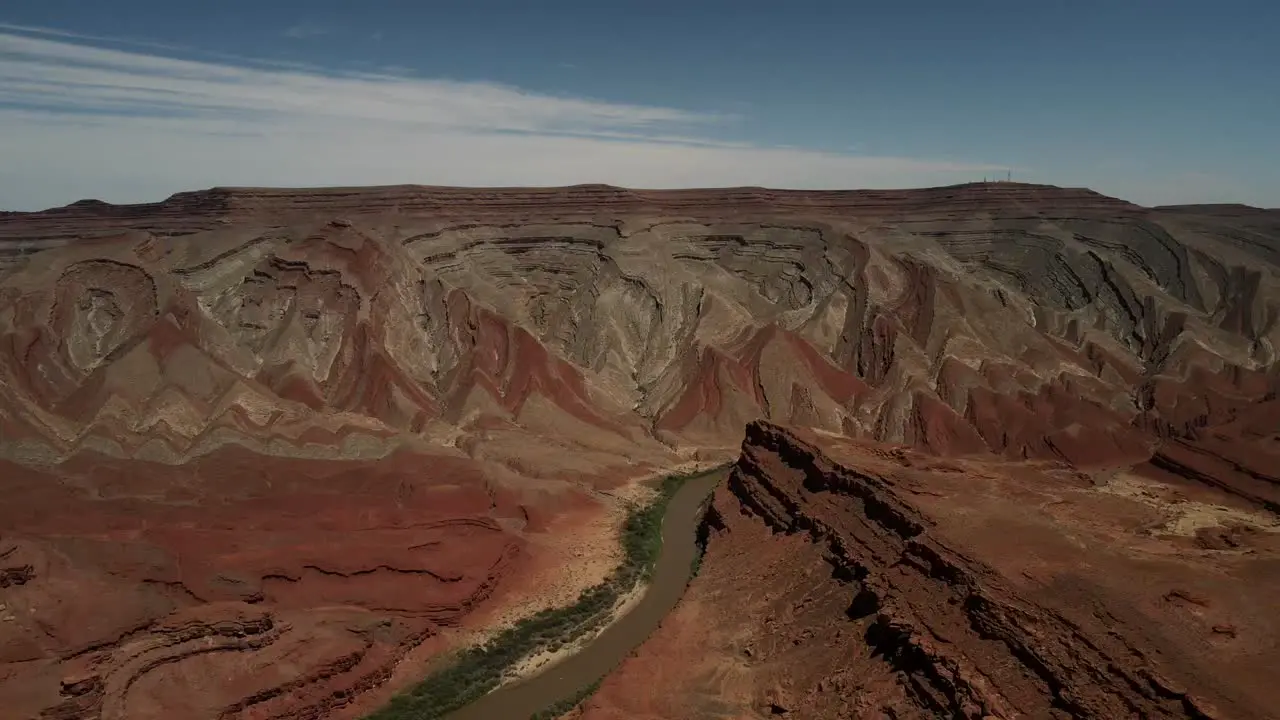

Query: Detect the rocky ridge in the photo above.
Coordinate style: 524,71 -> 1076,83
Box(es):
575,421 -> 1280,719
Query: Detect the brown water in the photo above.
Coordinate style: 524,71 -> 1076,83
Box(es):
445,470 -> 723,720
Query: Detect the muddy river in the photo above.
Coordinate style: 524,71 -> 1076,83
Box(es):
445,470 -> 724,719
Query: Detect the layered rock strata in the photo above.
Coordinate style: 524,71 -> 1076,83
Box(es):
575,422 -> 1280,719
1,182 -> 1277,718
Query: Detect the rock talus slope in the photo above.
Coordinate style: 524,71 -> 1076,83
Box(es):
1,182 -> 1278,718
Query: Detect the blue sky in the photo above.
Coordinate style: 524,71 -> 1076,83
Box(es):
1,0 -> 1276,210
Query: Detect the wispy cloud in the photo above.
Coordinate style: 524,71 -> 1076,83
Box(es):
0,25 -> 1006,210
283,23 -> 329,39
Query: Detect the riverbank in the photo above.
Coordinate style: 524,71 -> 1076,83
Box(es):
364,464 -> 729,720
501,578 -> 645,684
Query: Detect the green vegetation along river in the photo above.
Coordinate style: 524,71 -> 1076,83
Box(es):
366,466 -> 727,720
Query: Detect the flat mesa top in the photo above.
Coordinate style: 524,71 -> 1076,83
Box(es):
0,181 -> 1155,243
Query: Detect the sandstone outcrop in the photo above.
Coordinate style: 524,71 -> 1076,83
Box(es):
575,422 -> 1280,719
1,182 -> 1277,718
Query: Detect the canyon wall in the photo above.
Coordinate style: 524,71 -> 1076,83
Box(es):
1,182 -> 1277,718
576,421 -> 1280,719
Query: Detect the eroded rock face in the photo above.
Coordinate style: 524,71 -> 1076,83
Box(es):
574,423 -> 1280,719
4,183 -> 1278,464
54,260 -> 160,373
1,182 -> 1278,718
